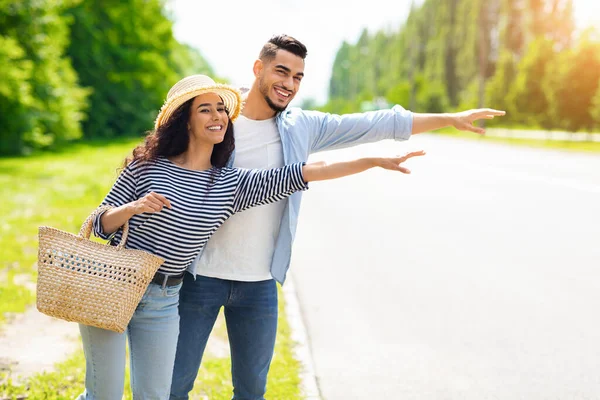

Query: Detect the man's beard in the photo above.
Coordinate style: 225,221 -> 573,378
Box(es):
264,95 -> 287,113
259,80 -> 288,112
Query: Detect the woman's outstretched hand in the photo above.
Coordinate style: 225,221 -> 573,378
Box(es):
375,150 -> 426,174
302,150 -> 427,182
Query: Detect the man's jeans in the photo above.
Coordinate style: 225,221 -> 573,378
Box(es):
170,274 -> 278,400
76,281 -> 182,400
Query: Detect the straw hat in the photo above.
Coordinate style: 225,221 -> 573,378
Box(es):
154,75 -> 242,129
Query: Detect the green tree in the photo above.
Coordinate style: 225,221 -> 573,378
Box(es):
385,81 -> 411,108
443,0 -> 460,106
545,32 -> 600,131
501,0 -> 526,56
355,29 -> 377,98
506,38 -> 555,126
372,31 -> 392,96
485,50 -> 517,124
416,79 -> 449,113
325,0 -> 587,131
0,0 -> 89,154
0,35 -> 34,154
591,84 -> 600,129
66,0 -> 211,138
329,41 -> 352,100
416,0 -> 451,110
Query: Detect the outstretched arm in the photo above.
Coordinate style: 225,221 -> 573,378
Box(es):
233,151 -> 425,213
306,107 -> 505,154
302,150 -> 425,182
412,109 -> 506,135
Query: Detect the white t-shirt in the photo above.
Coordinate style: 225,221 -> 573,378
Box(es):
194,115 -> 285,281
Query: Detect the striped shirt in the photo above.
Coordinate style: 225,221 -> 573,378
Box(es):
93,157 -> 308,275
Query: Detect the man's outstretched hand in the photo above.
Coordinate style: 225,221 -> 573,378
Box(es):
412,109 -> 506,135
450,109 -> 506,134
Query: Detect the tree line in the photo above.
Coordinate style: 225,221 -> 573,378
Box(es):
0,0 -> 214,155
323,0 -> 600,132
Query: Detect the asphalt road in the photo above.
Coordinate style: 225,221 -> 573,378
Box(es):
290,134 -> 600,400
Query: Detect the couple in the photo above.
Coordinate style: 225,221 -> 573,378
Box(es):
78,34 -> 504,399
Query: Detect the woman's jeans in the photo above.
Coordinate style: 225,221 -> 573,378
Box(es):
170,274 -> 278,400
76,281 -> 182,400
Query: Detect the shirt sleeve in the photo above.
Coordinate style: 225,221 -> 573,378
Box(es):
92,164 -> 138,240
233,162 -> 309,213
301,105 -> 413,154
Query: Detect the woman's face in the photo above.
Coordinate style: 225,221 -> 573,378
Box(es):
188,93 -> 229,144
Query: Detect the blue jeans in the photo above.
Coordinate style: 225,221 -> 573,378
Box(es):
76,281 -> 182,400
170,274 -> 278,400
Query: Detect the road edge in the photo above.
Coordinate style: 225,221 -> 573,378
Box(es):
283,271 -> 322,400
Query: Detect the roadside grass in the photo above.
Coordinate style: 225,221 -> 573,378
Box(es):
0,137 -> 141,325
0,138 -> 302,399
434,128 -> 600,153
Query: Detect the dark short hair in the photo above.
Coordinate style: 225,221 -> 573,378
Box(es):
259,34 -> 308,62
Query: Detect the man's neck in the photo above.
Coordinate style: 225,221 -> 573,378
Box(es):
241,87 -> 277,121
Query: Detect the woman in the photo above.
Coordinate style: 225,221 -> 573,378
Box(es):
77,74 -> 424,399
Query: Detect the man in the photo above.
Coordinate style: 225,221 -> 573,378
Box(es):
170,34 -> 504,400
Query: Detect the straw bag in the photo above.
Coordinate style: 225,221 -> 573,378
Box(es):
36,205 -> 165,333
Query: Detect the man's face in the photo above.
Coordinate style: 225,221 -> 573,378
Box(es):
257,50 -> 305,112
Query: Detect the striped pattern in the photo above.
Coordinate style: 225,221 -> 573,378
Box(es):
93,158 -> 307,275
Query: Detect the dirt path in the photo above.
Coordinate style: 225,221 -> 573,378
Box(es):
0,307 -> 80,381
0,307 -> 229,382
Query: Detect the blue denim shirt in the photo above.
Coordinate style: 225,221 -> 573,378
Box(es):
188,105 -> 413,284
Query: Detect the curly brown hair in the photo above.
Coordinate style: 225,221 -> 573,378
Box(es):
124,97 -> 235,169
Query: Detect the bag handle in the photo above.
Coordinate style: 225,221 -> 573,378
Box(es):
78,205 -> 130,250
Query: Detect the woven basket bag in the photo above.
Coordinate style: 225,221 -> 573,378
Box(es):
36,205 -> 165,333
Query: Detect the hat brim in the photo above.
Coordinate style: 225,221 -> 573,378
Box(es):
154,84 -> 242,130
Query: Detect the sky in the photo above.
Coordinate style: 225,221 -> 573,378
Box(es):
167,0 -> 599,107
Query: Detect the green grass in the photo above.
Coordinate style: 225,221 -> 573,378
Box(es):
0,345 -> 133,399
0,139 -> 303,398
0,138 -> 141,324
434,128 -> 600,153
0,351 -> 87,399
